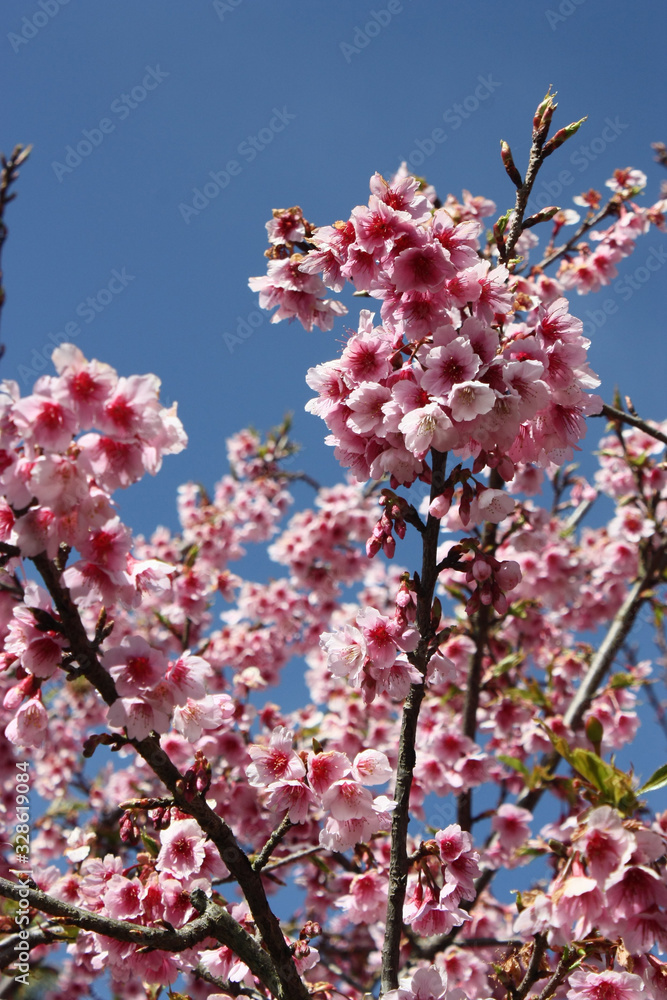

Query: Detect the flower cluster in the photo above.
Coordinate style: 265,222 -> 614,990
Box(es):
246,726 -> 395,850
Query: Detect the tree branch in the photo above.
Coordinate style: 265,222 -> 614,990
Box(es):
515,933 -> 547,1000
252,813 -> 292,872
0,144 -> 31,351
592,402 -> 667,450
380,449 -> 447,994
523,199 -> 618,274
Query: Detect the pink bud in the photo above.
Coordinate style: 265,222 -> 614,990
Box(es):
472,559 -> 492,582
496,560 -> 522,591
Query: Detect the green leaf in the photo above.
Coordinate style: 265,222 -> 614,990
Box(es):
140,831 -> 160,858
610,672 -> 638,689
491,652 -> 524,677
538,722 -> 638,813
639,762 -> 667,794
498,754 -> 530,780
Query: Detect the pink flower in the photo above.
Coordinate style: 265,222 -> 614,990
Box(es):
156,818 -> 207,878
106,696 -> 171,740
352,749 -> 393,786
172,694 -> 234,742
421,338 -> 481,399
29,454 -> 90,514
566,968 -> 645,1000
96,374 -> 163,441
307,750 -> 351,797
320,625 -> 367,680
103,635 -> 168,696
383,964 -> 465,1000
347,382 -> 392,435
356,607 -> 418,671
448,380 -> 497,421
265,778 -> 316,824
51,343 -> 117,424
491,803 -> 532,849
165,653 -> 213,705
351,197 -> 411,255
5,696 -> 48,747
335,870 -> 388,924
606,168 -> 647,192
246,726 -> 305,786
551,874 -> 605,942
391,242 -> 455,293
469,489 -> 515,525
103,874 -> 143,920
575,805 -> 635,883
606,865 -> 667,918
321,779 -> 375,821
399,405 -> 457,457
13,391 -> 77,451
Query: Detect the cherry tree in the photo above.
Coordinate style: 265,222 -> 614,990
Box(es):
0,92 -> 665,1000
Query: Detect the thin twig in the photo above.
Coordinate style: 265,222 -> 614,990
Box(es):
500,95 -> 556,265
592,402 -> 667,449
252,813 -> 292,872
0,144 -> 31,352
524,199 -> 618,274
515,933 -> 547,1000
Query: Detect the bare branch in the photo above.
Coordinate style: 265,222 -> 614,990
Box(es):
252,813 -> 292,872
592,402 -> 667,449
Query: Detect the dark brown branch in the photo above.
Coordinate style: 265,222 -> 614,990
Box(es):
515,933 -> 547,1000
500,98 -> 556,265
535,949 -> 573,1000
0,878 -> 285,996
380,449 -> 447,994
279,470 -> 321,491
194,963 -> 265,998
0,925 -> 62,969
252,813 -> 292,872
0,145 -> 31,350
592,402 -> 667,450
523,199 -> 617,274
0,876 -> 212,949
